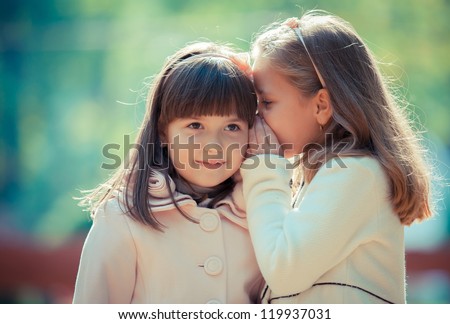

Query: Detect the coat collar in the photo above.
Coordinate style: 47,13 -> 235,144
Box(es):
147,171 -> 248,229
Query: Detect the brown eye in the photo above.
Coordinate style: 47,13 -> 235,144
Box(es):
188,122 -> 202,129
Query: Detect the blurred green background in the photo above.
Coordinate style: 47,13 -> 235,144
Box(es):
0,0 -> 449,303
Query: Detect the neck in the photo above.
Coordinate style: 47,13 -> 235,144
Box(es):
172,174 -> 233,204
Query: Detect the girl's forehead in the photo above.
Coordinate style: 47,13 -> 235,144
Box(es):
252,59 -> 277,93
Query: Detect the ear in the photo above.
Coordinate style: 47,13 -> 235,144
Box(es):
314,88 -> 333,126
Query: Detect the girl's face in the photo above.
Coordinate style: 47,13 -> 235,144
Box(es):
252,55 -> 320,158
165,114 -> 249,188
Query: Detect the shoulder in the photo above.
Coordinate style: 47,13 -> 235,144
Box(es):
309,156 -> 389,200
79,196 -> 139,257
91,195 -> 133,228
317,156 -> 385,182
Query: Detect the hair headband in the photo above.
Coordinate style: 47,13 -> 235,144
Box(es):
285,17 -> 326,88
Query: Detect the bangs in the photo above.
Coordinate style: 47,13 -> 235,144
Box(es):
160,56 -> 256,127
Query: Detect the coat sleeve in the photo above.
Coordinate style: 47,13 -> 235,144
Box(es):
72,200 -> 137,303
241,155 -> 385,295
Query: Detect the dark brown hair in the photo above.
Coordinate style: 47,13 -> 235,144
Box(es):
80,42 -> 256,230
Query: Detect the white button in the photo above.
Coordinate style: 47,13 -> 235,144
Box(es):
199,213 -> 219,232
206,299 -> 222,304
204,256 -> 223,276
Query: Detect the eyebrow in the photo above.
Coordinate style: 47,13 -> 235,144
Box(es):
254,83 -> 270,96
256,88 -> 273,98
254,86 -> 265,95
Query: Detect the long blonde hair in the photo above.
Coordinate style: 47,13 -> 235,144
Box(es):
252,10 -> 432,225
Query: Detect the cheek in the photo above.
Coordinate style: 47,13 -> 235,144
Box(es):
225,147 -> 245,172
221,135 -> 246,167
261,111 -> 280,132
263,113 -> 291,143
296,117 -> 320,148
168,135 -> 196,167
168,147 -> 186,169
228,136 -> 247,157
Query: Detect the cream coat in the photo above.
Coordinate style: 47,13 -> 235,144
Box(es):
73,173 -> 262,304
241,155 -> 406,304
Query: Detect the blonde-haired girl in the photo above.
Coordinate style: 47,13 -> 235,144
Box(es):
242,10 -> 432,303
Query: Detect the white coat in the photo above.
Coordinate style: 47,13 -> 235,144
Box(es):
241,156 -> 406,304
73,172 -> 262,304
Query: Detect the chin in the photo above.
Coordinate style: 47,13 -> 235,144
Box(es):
282,148 -> 296,159
192,177 -> 229,188
282,144 -> 302,159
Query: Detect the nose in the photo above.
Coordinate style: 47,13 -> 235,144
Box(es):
203,132 -> 224,157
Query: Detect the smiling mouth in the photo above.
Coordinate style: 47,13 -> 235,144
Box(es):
196,160 -> 225,170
